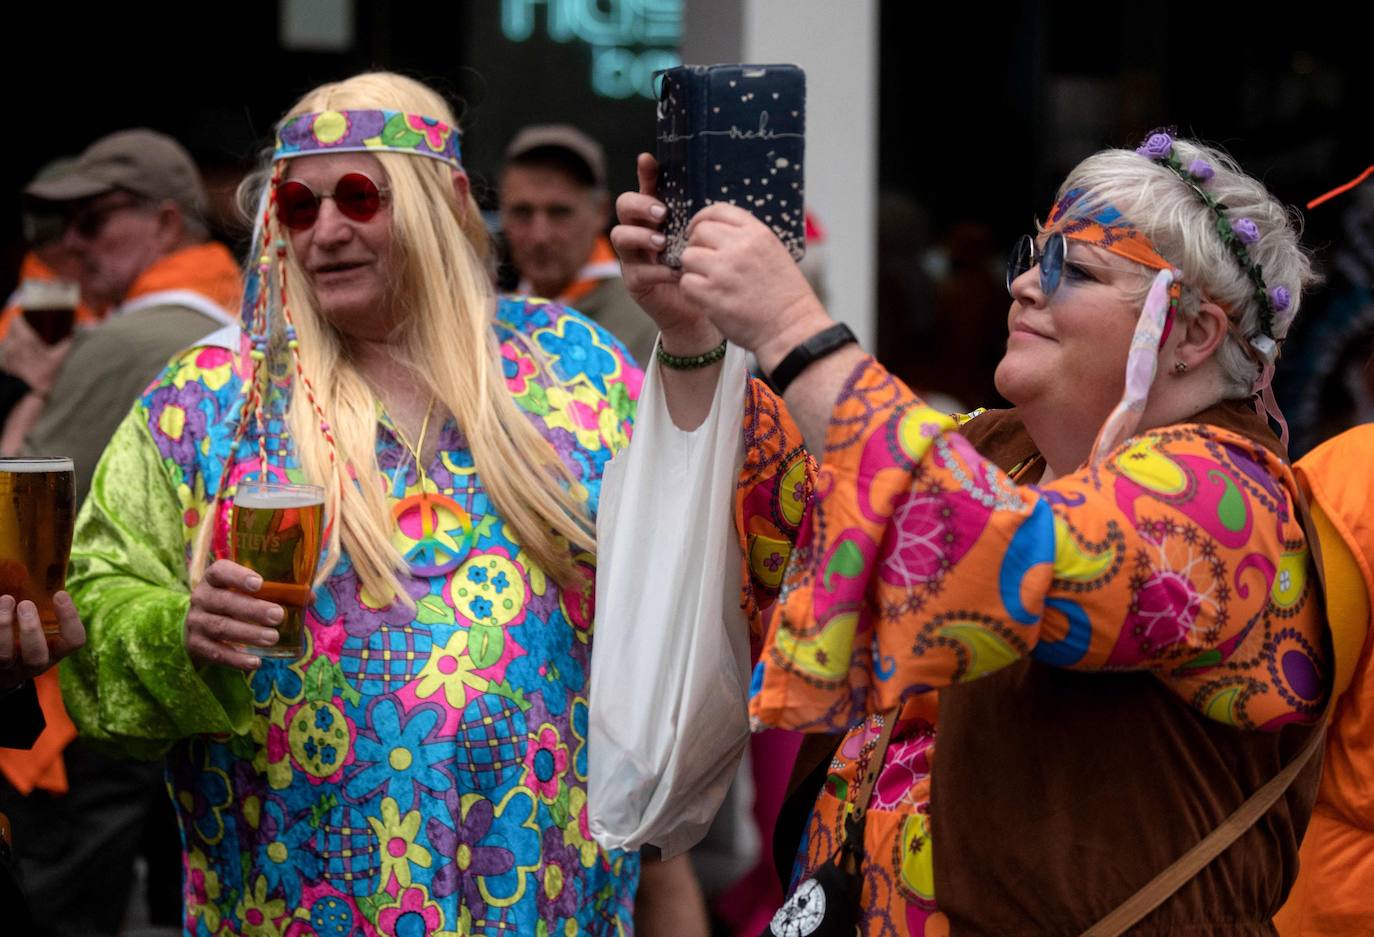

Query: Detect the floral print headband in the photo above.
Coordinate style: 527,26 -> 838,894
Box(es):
275,109 -> 463,169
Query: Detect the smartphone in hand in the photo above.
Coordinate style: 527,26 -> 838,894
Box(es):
655,63 -> 806,267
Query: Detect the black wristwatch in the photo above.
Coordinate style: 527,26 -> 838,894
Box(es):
765,323 -> 858,395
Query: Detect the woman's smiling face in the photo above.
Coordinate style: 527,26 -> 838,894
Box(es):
994,235 -> 1151,425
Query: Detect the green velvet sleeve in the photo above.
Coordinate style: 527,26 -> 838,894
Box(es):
59,408 -> 253,760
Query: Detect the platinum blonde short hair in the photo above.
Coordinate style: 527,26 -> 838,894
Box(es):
1056,139 -> 1317,398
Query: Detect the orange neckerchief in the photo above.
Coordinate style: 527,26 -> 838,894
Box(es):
0,253 -> 105,340
122,241 -> 242,312
1046,187 -> 1183,339
553,236 -> 620,308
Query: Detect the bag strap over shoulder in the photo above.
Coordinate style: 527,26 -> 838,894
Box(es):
851,707 -> 899,822
1077,720 -> 1325,937
1079,484 -> 1333,937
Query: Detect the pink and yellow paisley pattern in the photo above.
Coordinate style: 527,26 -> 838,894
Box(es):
736,356 -> 1329,937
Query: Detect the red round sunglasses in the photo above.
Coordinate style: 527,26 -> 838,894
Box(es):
275,172 -> 388,230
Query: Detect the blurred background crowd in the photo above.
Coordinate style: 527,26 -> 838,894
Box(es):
0,1 -> 1369,935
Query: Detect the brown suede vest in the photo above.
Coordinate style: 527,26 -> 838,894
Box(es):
933,403 -> 1324,936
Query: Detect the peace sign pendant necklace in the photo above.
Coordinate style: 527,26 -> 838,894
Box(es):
387,396 -> 477,577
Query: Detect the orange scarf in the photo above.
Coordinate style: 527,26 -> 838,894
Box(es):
0,672 -> 74,794
121,241 -> 242,313
554,237 -> 621,307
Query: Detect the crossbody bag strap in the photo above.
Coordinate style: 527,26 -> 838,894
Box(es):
835,706 -> 900,874
1080,483 -> 1333,937
851,707 -> 900,818
1078,720 -> 1326,937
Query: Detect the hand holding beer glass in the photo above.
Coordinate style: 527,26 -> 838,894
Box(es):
1,281 -> 78,398
0,591 -> 85,690
228,482 -> 324,659
16,279 -> 79,345
0,458 -> 75,634
0,457 -> 85,683
186,481 -> 325,669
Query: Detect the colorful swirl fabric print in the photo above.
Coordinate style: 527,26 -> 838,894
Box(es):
738,355 -> 1329,937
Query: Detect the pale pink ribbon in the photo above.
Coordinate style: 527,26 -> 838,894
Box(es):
1089,267 -> 1177,466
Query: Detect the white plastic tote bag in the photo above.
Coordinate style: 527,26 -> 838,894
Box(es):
588,342 -> 752,858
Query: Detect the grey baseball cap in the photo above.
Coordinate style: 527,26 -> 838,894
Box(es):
24,128 -> 206,214
504,124 -> 606,190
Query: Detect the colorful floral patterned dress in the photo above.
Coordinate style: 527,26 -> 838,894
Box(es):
62,298 -> 647,937
738,356 -> 1330,937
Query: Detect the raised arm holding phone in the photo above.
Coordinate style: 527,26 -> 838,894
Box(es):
614,132 -> 1330,935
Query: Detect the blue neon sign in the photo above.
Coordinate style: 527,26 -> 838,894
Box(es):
501,0 -> 682,99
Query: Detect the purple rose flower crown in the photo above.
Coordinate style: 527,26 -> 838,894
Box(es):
1134,131 -> 1285,340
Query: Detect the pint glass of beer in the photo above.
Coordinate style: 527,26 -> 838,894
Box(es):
15,279 -> 79,345
0,457 -> 75,635
230,481 -> 324,659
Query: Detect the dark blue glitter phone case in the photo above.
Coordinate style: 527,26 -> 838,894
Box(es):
655,63 -> 806,267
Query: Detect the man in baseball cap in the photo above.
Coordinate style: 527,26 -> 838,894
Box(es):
24,129 -> 212,310
500,124 -> 656,365
7,128 -> 240,500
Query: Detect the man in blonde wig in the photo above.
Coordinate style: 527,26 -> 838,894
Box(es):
60,71 -> 724,935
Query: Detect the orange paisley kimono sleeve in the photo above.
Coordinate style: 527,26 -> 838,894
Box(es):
748,355 -> 1330,734
736,375 -> 817,646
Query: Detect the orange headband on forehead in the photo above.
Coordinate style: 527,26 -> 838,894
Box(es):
1046,187 -> 1184,350
1046,187 -> 1178,273
1044,187 -> 1189,466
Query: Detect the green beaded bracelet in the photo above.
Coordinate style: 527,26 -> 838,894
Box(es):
656,338 -> 727,370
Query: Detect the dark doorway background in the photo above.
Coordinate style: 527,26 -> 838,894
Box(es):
874,2 -> 1371,417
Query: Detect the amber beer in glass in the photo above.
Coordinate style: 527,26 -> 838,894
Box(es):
230,481 -> 324,658
0,457 -> 75,635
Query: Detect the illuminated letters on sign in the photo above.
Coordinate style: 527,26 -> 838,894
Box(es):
501,0 -> 682,99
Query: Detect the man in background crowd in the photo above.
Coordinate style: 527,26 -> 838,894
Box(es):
0,160 -> 108,448
10,128 -> 240,503
500,124 -> 657,366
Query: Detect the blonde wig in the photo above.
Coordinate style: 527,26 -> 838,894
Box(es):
193,72 -> 594,605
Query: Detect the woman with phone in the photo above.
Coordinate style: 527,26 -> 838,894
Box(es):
614,134 -> 1329,933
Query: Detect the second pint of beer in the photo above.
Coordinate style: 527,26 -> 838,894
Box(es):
0,457 -> 75,635
15,279 -> 79,345
230,481 -> 324,659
